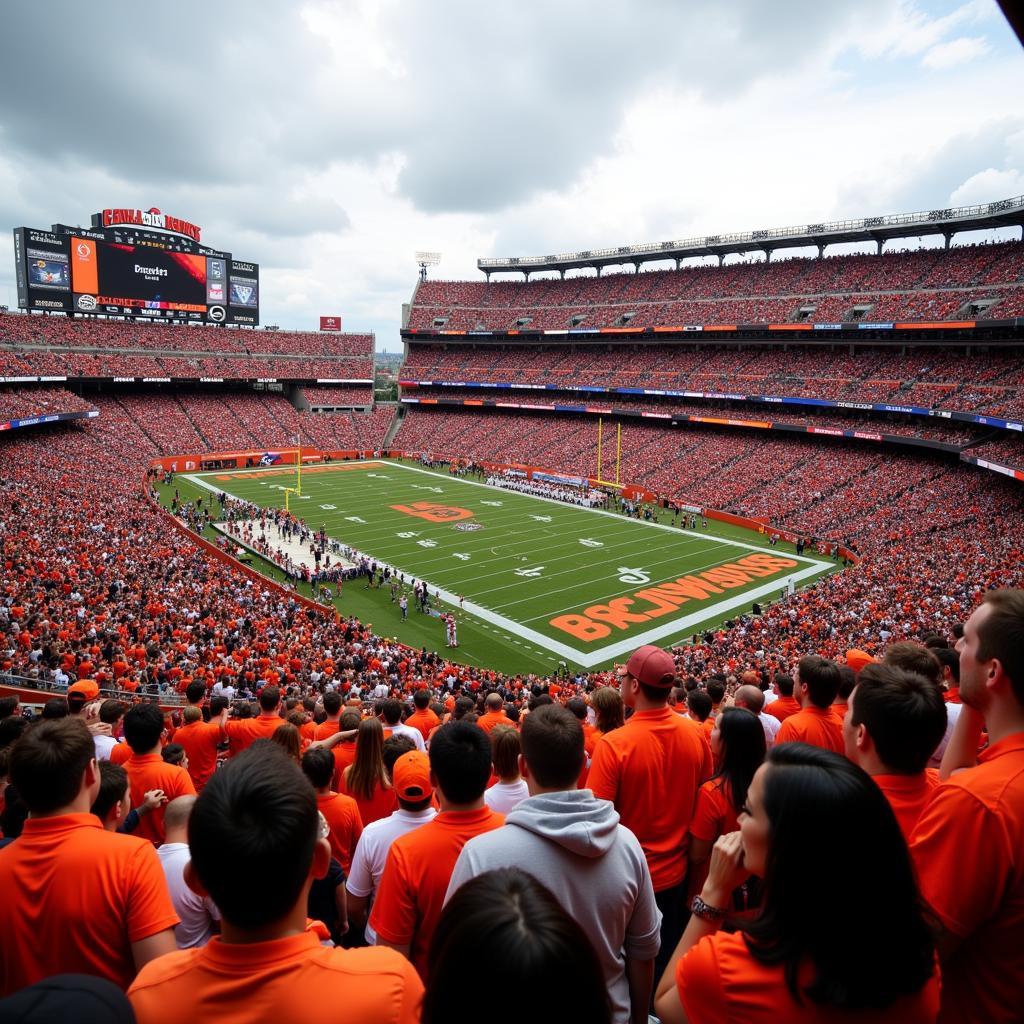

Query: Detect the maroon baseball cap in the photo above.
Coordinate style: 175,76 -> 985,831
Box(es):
624,645 -> 676,688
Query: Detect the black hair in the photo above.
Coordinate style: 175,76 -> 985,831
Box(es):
258,686 -> 281,712
743,744 -> 936,1009
123,703 -> 164,754
850,665 -> 947,775
797,656 -> 840,708
413,689 -> 431,710
10,718 -> 95,814
0,696 -> 18,719
520,706 -> 582,789
774,673 -> 794,697
0,716 -> 28,750
382,734 -> 416,774
161,743 -> 186,767
98,699 -> 126,726
836,666 -> 856,701
711,707 -> 766,814
424,868 -> 611,1024
565,698 -> 587,721
429,721 -> 492,804
91,762 -> 129,820
210,694 -> 229,715
189,745 -> 318,930
323,691 -> 342,716
932,646 -> 959,684
42,698 -> 69,720
380,699 -> 402,725
301,745 -> 335,790
706,679 -> 726,704
185,681 -> 206,705
686,690 -> 712,722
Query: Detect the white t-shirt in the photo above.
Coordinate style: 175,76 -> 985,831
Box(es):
94,735 -> 120,762
484,779 -> 530,816
157,842 -> 221,948
758,712 -> 781,747
388,722 -> 426,752
346,807 -> 437,944
929,699 -> 962,769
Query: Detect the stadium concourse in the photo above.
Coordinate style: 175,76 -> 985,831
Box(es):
2,249 -> 1024,1023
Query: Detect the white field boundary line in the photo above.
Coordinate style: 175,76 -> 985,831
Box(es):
185,462 -> 834,668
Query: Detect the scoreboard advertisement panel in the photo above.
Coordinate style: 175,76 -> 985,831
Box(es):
12,208 -> 259,325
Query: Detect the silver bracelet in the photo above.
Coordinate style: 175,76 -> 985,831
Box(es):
690,895 -> 728,921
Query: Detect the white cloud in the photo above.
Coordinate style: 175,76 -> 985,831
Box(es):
951,168 -> 1024,206
922,35 -> 989,70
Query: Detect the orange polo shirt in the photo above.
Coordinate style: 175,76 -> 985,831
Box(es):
125,754 -> 197,844
588,705 -> 713,891
873,770 -> 939,843
369,805 -> 504,978
313,718 -> 341,741
317,792 -> 364,873
331,742 -> 358,791
110,740 -> 133,766
128,925 -> 422,1024
406,708 -> 440,743
174,720 -> 225,790
776,706 -> 844,754
676,931 -> 940,1023
339,773 -> 398,826
0,814 -> 179,994
476,710 -> 509,734
764,696 -> 800,722
911,732 -> 1024,1024
299,719 -> 318,743
223,713 -> 283,756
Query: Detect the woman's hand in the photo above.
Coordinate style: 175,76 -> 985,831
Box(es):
700,830 -> 749,908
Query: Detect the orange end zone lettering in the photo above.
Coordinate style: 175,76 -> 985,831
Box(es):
549,615 -> 611,642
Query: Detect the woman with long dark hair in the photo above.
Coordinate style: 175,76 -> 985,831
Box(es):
423,868 -> 611,1024
340,717 -> 396,825
688,707 -> 766,901
656,743 -> 939,1023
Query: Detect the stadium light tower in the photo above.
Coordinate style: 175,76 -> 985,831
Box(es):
415,251 -> 442,282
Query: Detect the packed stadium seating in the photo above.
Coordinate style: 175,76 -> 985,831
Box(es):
300,385 -> 375,406
0,386 -> 96,423
409,240 -> 1024,330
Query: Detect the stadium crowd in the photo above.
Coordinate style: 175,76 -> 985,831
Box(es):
0,386 -> 96,423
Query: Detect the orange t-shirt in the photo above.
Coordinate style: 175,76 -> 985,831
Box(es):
223,713 -> 284,757
911,733 -> 1024,1024
588,706 -> 713,891
299,719 -> 318,743
690,777 -> 738,844
340,773 -> 398,826
765,696 -> 800,722
776,707 -> 844,754
0,814 -> 179,994
128,926 -> 422,1024
873,770 -> 939,843
676,931 -> 940,1023
406,708 -> 440,743
174,720 -> 225,791
331,742 -> 358,792
830,701 -> 849,724
110,740 -> 133,766
125,754 -> 197,844
476,710 -> 509,734
317,792 -> 364,873
369,806 -> 504,978
313,719 -> 340,742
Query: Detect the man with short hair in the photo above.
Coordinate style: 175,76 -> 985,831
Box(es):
0,718 -> 178,993
448,705 -> 661,1024
223,685 -> 284,756
370,722 -> 504,978
764,672 -> 800,721
347,749 -> 438,942
476,692 -> 509,733
378,698 -> 426,752
733,684 -> 780,748
911,589 -> 1024,1024
588,644 -> 712,984
127,746 -> 422,1023
843,664 -> 947,840
775,655 -> 844,753
158,796 -> 220,949
93,699 -> 127,762
301,746 -> 363,872
123,704 -> 196,844
174,704 -> 227,791
406,689 -> 440,744
314,690 -> 343,740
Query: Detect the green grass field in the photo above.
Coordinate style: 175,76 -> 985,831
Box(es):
164,458 -> 840,675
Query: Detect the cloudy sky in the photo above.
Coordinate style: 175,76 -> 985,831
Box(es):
1,0 -> 1022,350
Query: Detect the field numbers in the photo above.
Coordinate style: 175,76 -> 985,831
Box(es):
320,504 -> 337,510
529,515 -> 553,523
514,565 -> 545,578
417,539 -> 438,548
617,566 -> 651,584
397,531 -> 420,538
345,515 -> 367,524
480,500 -> 503,507
579,538 -> 604,548
453,552 -> 471,561
411,484 -> 444,493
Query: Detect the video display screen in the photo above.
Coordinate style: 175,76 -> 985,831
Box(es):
229,276 -> 258,307
71,238 -> 208,308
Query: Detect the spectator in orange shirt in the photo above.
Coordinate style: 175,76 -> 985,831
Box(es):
654,744 -> 940,1024
127,745 -> 422,1023
0,718 -> 178,993
476,692 -> 510,734
831,663 -> 856,723
763,672 -> 800,722
331,709 -> 362,789
173,704 -> 227,791
775,656 -> 844,754
340,717 -> 398,825
844,664 -> 946,841
123,704 -> 196,845
589,644 -> 713,985
222,685 -> 284,757
369,721 -> 504,978
302,746 -> 363,872
313,690 -> 343,740
686,690 -> 714,739
911,589 -> 1024,1024
406,689 -> 441,744
424,867 -> 611,1024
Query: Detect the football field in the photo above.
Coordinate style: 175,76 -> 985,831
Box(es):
178,459 -> 839,672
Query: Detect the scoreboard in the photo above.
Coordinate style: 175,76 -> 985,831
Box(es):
13,207 -> 259,326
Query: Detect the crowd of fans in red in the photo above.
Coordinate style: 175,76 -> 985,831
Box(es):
0,387 -> 96,423
409,240 -> 1024,330
301,386 -> 376,407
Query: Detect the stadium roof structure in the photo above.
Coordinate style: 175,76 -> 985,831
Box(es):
477,195 -> 1024,279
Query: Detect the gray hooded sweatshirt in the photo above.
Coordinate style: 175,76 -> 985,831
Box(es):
446,790 -> 662,1024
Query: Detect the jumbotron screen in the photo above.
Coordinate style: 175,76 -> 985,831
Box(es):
13,208 -> 259,325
